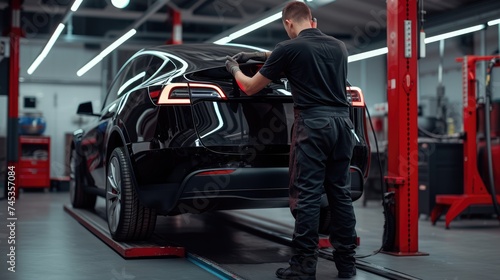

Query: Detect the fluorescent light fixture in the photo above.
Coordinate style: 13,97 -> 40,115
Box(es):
214,11 -> 282,45
425,24 -> 485,43
214,36 -> 231,45
77,29 -> 137,76
348,47 -> 387,63
488,18 -> 500,26
27,23 -> 66,75
70,0 -> 83,12
348,24 -> 487,63
27,0 -> 83,74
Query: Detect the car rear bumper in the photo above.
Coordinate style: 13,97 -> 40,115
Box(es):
136,165 -> 364,215
180,167 -> 289,198
137,167 -> 290,215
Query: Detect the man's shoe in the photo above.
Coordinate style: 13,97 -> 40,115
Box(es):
275,267 -> 316,280
338,267 -> 356,278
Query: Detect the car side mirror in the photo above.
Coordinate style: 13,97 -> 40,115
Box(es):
77,102 -> 100,117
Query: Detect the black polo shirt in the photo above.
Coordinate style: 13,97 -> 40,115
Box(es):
259,28 -> 349,109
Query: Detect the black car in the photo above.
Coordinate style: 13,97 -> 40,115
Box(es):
70,44 -> 370,241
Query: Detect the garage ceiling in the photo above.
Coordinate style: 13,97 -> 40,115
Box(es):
1,0 -> 500,53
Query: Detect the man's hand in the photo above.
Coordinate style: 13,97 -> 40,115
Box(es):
225,56 -> 241,76
232,51 -> 267,63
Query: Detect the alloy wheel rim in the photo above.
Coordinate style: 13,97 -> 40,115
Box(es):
106,156 -> 122,232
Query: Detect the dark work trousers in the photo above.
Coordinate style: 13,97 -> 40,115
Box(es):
288,106 -> 357,274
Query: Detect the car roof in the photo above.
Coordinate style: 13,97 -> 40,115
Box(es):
142,43 -> 267,72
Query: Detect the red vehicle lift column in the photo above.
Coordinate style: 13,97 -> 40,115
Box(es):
385,0 -> 426,255
168,9 -> 182,45
430,55 -> 500,228
6,0 -> 21,199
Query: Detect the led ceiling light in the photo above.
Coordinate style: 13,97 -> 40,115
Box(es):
77,29 -> 137,76
71,0 -> 83,11
111,0 -> 130,9
488,18 -> 500,26
27,0 -> 84,75
27,23 -> 66,75
348,24 -> 487,63
348,47 -> 387,63
424,24 -> 485,44
214,12 -> 282,45
210,0 -> 339,45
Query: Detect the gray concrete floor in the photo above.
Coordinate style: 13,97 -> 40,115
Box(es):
0,190 -> 219,280
0,189 -> 499,280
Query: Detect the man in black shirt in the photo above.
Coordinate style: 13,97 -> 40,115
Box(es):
226,2 -> 357,279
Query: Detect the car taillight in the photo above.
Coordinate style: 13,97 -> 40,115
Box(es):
156,83 -> 227,105
347,86 -> 365,107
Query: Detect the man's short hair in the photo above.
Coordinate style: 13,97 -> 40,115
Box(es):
282,1 -> 312,22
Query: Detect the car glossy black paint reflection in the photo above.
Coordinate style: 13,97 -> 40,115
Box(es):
70,44 -> 370,241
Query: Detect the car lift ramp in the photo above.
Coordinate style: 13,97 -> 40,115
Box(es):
64,204 -> 248,279
64,204 -> 418,280
63,204 -> 185,258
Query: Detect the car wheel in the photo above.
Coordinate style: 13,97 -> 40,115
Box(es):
70,148 -> 96,209
319,206 -> 331,235
106,147 -> 157,241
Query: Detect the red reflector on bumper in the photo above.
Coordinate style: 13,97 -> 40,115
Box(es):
196,170 -> 235,176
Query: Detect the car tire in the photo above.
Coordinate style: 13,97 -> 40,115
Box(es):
106,147 -> 157,241
319,206 -> 331,235
70,148 -> 96,209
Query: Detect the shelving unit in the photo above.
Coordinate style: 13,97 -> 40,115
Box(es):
18,135 -> 50,188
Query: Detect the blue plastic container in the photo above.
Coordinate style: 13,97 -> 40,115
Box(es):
19,114 -> 46,135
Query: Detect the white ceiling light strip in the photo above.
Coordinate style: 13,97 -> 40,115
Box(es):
348,24 -> 487,63
487,18 -> 500,26
424,24 -> 485,43
348,47 -> 387,63
209,0 -> 341,45
70,0 -> 84,11
214,12 -> 282,45
76,0 -> 168,76
27,23 -> 66,74
77,29 -> 137,76
27,0 -> 83,75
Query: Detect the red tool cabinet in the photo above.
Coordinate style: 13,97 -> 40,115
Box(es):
18,135 -> 50,188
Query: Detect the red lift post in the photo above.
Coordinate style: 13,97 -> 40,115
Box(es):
6,0 -> 22,199
384,0 -> 426,255
168,9 -> 182,45
430,55 -> 500,229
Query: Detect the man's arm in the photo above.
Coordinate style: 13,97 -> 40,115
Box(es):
226,56 -> 271,96
233,51 -> 272,63
234,71 -> 271,96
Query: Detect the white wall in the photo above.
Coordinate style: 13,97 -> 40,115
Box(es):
17,43 -> 103,178
19,84 -> 101,178
348,55 -> 387,108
